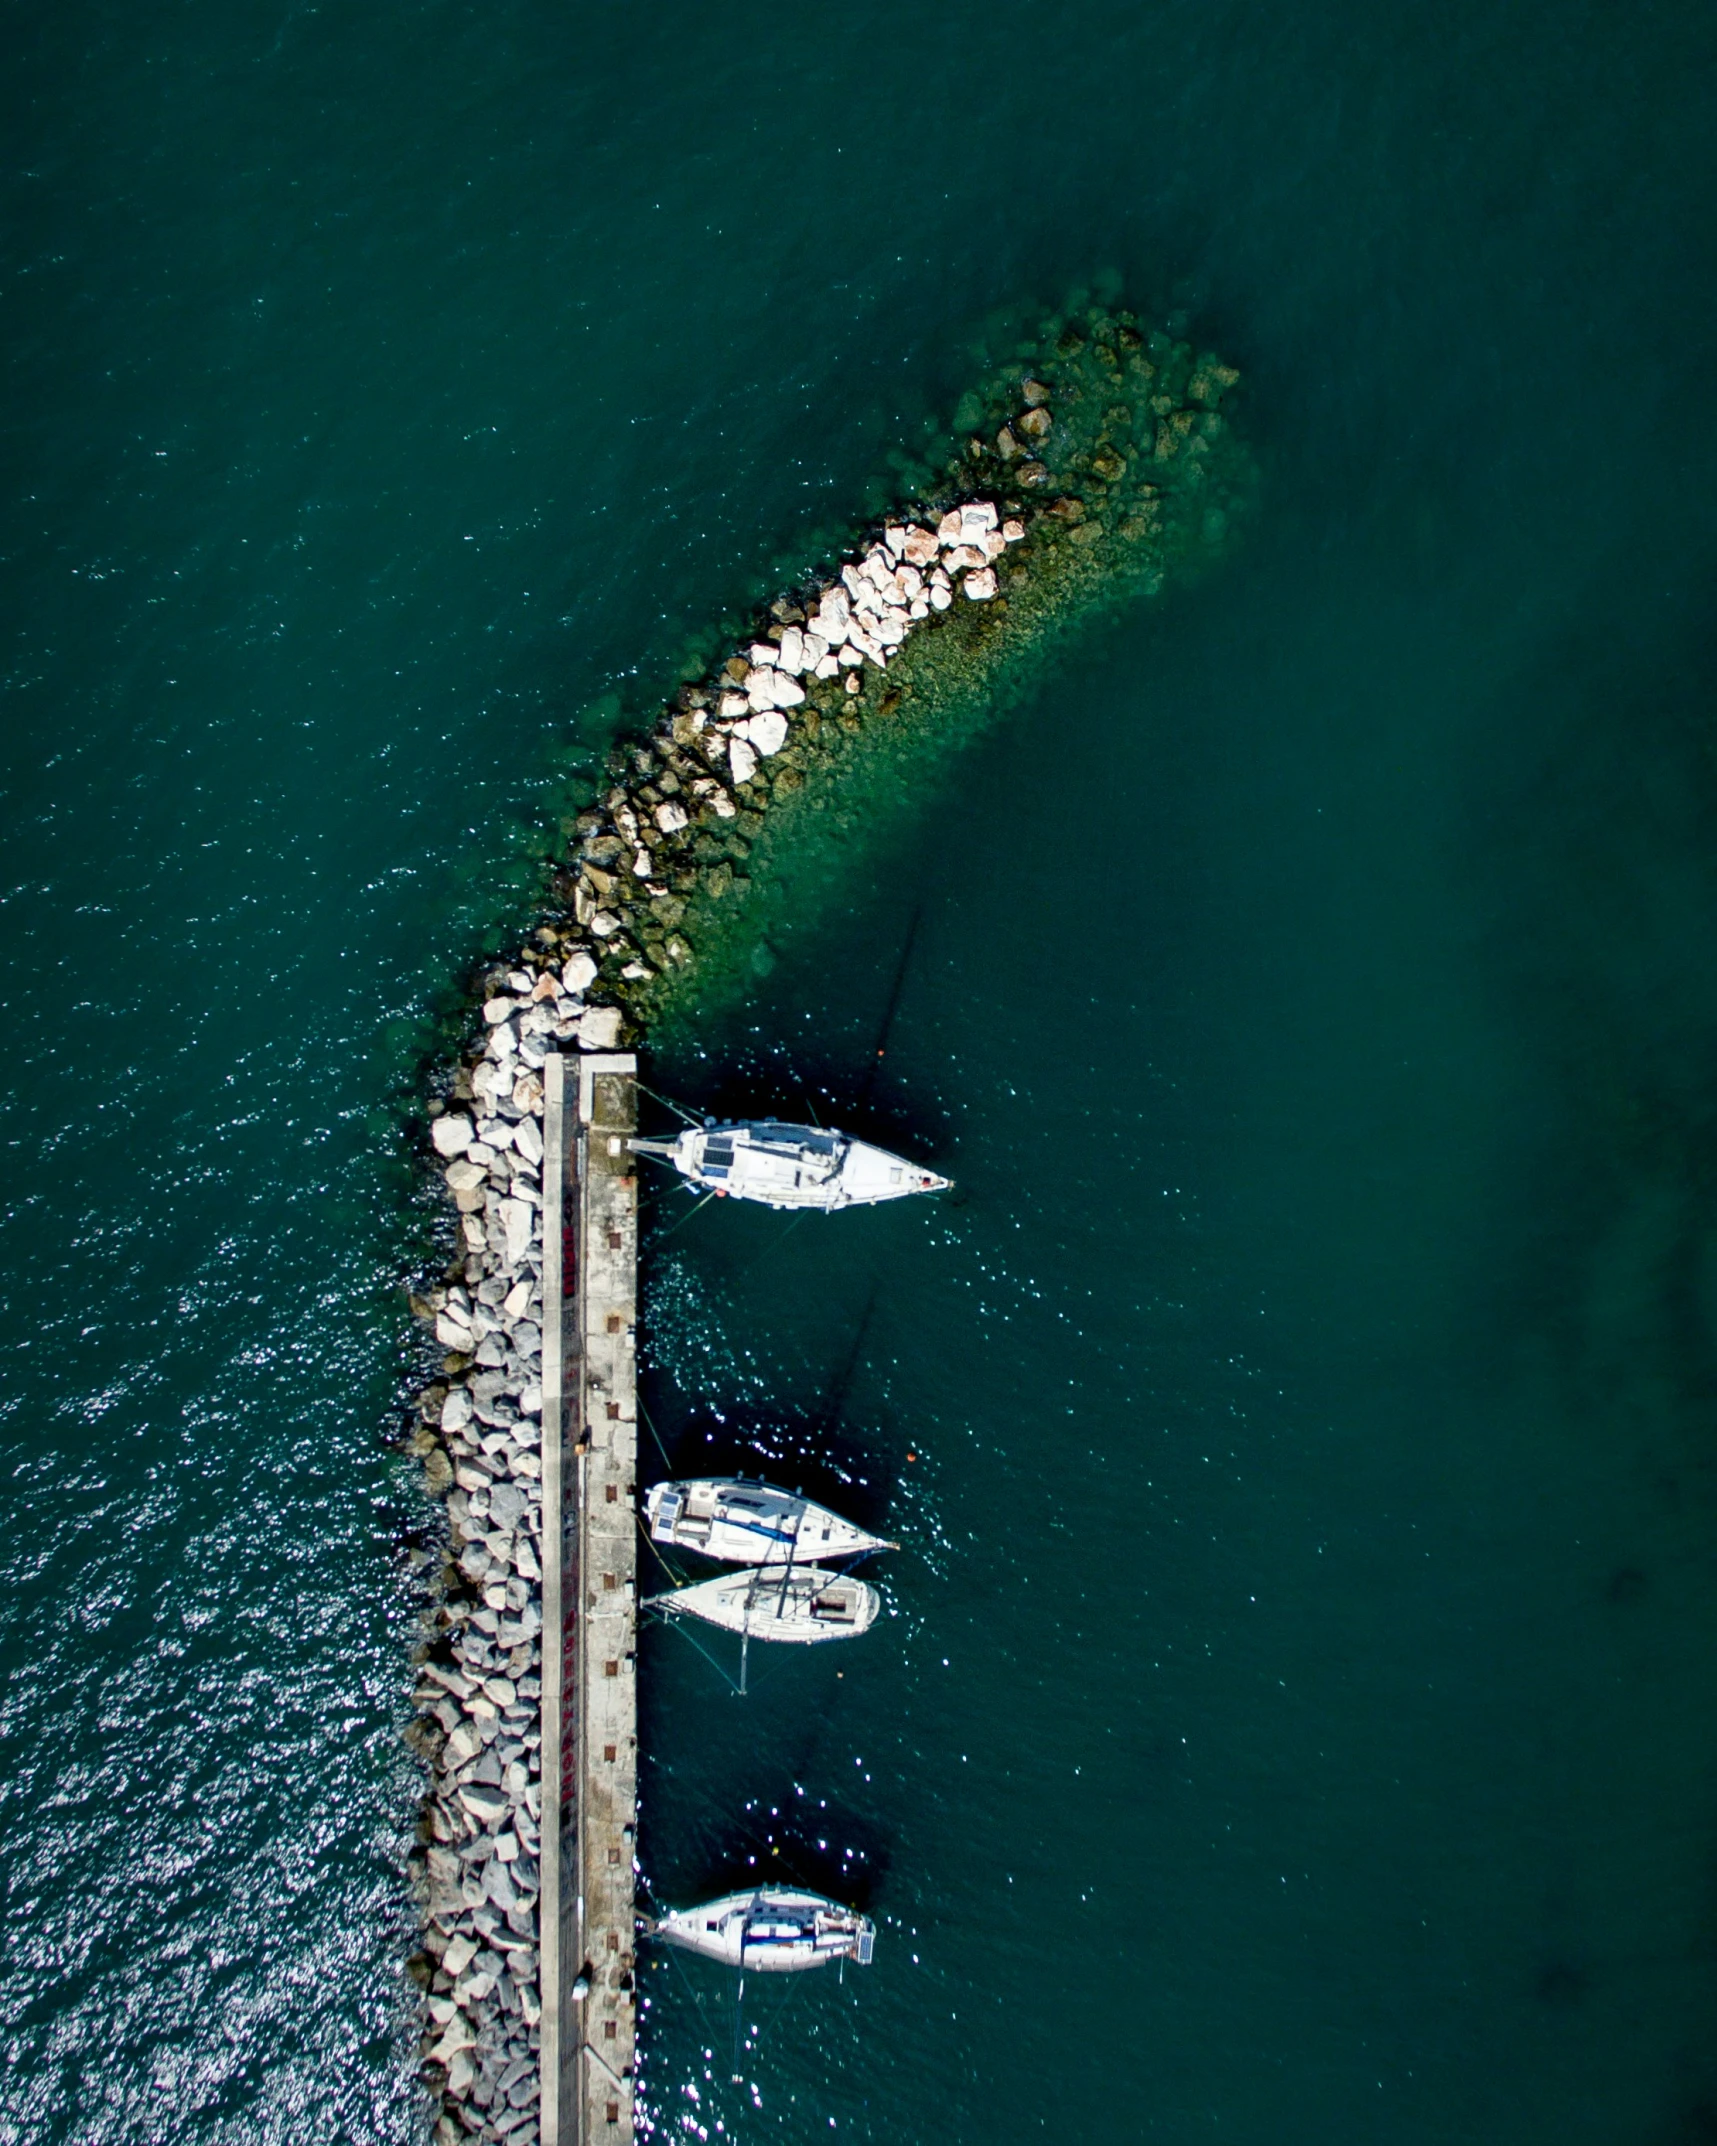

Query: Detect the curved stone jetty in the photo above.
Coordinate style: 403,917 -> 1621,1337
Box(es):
401,296 -> 1249,2145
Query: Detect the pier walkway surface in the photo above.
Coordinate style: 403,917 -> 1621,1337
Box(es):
540,1050 -> 638,2146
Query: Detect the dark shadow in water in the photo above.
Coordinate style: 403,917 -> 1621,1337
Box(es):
860,899 -> 925,1108
650,1799 -> 892,1916
1468,541 -> 1717,1459
1537,1959 -> 1590,2007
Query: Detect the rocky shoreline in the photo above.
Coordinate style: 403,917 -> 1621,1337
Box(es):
400,300 -> 1247,2143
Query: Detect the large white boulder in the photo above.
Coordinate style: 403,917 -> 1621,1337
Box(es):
963,567 -> 998,600
499,1198 -> 534,1268
749,668 -> 802,711
561,949 -> 597,993
577,1004 -> 623,1050
729,736 -> 759,784
736,708 -> 789,756
432,1114 -> 474,1157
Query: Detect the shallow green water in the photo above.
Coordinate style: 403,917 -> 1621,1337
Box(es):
5,2 -> 1717,2140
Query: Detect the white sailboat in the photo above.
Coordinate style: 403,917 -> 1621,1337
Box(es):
644,1477 -> 894,1565
631,1119 -> 949,1210
645,1887 -> 875,1971
649,1564 -> 880,1644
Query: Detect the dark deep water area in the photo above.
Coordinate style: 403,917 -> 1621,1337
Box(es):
6,2 -> 1717,2140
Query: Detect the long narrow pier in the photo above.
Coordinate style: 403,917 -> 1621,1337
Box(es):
541,1050 -> 638,2146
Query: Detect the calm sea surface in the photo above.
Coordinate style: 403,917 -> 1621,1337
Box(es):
5,2 -> 1717,2140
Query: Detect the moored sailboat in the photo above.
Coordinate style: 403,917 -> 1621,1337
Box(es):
649,1564 -> 880,1644
631,1119 -> 948,1210
643,1887 -> 875,1971
644,1477 -> 893,1565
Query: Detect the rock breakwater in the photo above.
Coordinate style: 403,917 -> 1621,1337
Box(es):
402,967 -> 601,2146
401,297 -> 1249,2142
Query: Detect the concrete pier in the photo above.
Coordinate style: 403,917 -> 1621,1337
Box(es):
540,1050 -> 638,2146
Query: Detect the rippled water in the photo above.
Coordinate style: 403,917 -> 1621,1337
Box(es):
6,1 -> 1717,2140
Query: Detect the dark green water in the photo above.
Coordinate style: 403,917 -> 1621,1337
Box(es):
6,2 -> 1717,2140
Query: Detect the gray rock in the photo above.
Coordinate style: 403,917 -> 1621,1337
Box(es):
459,1782 -> 510,1824
489,1483 -> 527,1530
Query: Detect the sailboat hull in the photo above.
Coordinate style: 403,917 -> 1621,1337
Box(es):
636,1121 -> 949,1211
655,1566 -> 880,1643
645,1477 -> 892,1565
649,1888 -> 876,1971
